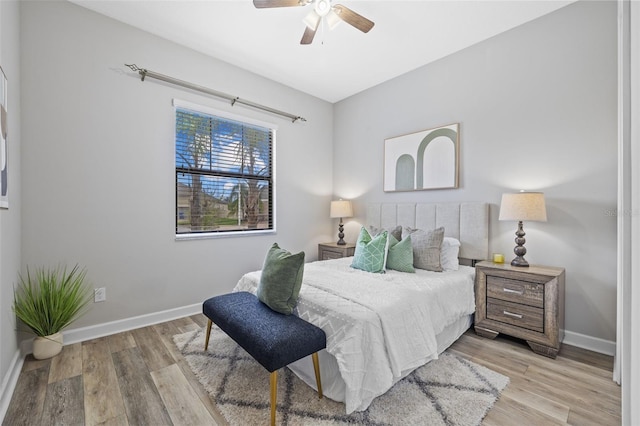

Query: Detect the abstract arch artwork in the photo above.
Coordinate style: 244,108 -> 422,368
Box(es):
384,123 -> 459,192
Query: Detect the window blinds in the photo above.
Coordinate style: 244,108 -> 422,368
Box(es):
175,106 -> 274,235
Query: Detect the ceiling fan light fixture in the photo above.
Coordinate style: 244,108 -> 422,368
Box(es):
303,9 -> 321,29
326,8 -> 341,30
314,0 -> 331,17
252,0 -> 374,45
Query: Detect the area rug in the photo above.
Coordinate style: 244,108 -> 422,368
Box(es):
173,327 -> 509,426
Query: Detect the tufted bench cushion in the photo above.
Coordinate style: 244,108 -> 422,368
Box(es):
202,291 -> 326,425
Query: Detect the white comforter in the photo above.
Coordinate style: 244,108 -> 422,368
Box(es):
233,257 -> 476,413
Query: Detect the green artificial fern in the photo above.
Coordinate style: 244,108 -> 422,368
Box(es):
12,265 -> 92,337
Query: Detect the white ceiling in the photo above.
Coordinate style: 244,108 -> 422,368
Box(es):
71,0 -> 574,103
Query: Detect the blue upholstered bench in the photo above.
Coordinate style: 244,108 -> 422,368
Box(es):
202,291 -> 326,426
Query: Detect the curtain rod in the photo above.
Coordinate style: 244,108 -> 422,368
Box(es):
125,64 -> 306,123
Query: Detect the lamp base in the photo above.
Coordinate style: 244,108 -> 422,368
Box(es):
510,256 -> 530,267
511,220 -> 530,267
337,220 -> 346,245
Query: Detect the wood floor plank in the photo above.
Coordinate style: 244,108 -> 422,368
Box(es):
154,320 -> 228,425
41,375 -> 85,425
2,364 -> 49,425
452,334 -> 531,376
525,364 -> 620,413
528,352 -> 619,385
131,326 -> 175,372
152,321 -> 185,363
506,372 -> 619,423
151,363 -> 217,426
107,331 -> 137,354
483,394 -> 566,426
21,353 -> 51,373
172,316 -> 200,334
49,342 -> 82,384
568,403 -> 621,426
82,338 -> 127,426
560,343 -> 614,371
500,381 -> 570,423
112,347 -> 173,425
190,313 -> 208,328
93,414 -> 129,426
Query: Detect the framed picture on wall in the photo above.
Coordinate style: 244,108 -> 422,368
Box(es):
383,123 -> 459,192
0,66 -> 7,209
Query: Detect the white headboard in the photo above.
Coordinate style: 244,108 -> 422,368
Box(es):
366,202 -> 489,261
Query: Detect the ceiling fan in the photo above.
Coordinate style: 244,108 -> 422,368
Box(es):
253,0 -> 375,45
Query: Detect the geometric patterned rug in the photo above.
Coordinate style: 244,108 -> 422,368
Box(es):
173,326 -> 509,426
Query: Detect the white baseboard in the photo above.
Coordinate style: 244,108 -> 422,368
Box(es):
19,303 -> 202,355
2,302 -> 201,423
61,303 -> 202,346
0,350 -> 25,423
562,329 -> 616,356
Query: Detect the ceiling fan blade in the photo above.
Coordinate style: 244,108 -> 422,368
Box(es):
333,4 -> 374,33
300,22 -> 319,44
253,0 -> 304,8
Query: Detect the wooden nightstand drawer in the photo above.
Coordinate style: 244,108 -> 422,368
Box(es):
318,242 -> 356,260
487,298 -> 544,333
322,250 -> 347,260
487,276 -> 544,308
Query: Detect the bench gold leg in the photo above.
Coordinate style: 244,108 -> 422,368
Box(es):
270,371 -> 278,426
204,320 -> 212,351
312,352 -> 323,399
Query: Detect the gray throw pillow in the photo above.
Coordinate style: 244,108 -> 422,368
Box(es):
404,226 -> 445,272
256,243 -> 305,315
368,225 -> 402,241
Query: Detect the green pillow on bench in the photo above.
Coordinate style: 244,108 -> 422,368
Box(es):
257,243 -> 305,315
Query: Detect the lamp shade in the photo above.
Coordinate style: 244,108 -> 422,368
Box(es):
330,200 -> 353,218
499,192 -> 547,222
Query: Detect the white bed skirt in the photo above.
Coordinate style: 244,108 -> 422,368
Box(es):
287,313 -> 473,408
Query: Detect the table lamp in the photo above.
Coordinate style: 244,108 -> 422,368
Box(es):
498,192 -> 547,267
330,200 -> 353,245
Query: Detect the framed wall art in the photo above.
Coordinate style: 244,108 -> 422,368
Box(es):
0,66 -> 7,208
383,123 -> 459,192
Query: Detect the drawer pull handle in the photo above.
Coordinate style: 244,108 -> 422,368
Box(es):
503,288 -> 524,295
503,310 -> 523,319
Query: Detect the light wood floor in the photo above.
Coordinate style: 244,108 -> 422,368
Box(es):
3,314 -> 620,425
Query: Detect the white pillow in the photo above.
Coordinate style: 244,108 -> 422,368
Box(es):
441,237 -> 461,271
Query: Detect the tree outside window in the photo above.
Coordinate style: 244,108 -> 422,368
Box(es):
175,105 -> 274,236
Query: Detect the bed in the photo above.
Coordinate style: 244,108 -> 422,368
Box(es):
233,202 -> 489,414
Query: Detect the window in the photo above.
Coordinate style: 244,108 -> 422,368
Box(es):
174,101 -> 275,237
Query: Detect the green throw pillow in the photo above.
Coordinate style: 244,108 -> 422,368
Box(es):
351,227 -> 388,273
256,243 -> 305,315
386,234 -> 415,273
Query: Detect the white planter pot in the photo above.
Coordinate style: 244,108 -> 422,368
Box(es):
32,332 -> 63,360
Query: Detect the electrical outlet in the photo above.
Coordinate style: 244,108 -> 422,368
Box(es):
94,287 -> 106,303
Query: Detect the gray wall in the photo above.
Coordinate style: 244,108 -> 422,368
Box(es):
0,0 -> 22,406
333,0 -> 617,342
19,1 -> 334,330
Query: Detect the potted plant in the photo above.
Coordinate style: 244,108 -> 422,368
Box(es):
12,264 -> 92,359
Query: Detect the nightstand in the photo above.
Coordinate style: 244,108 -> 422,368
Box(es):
318,242 -> 356,260
474,260 -> 565,358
